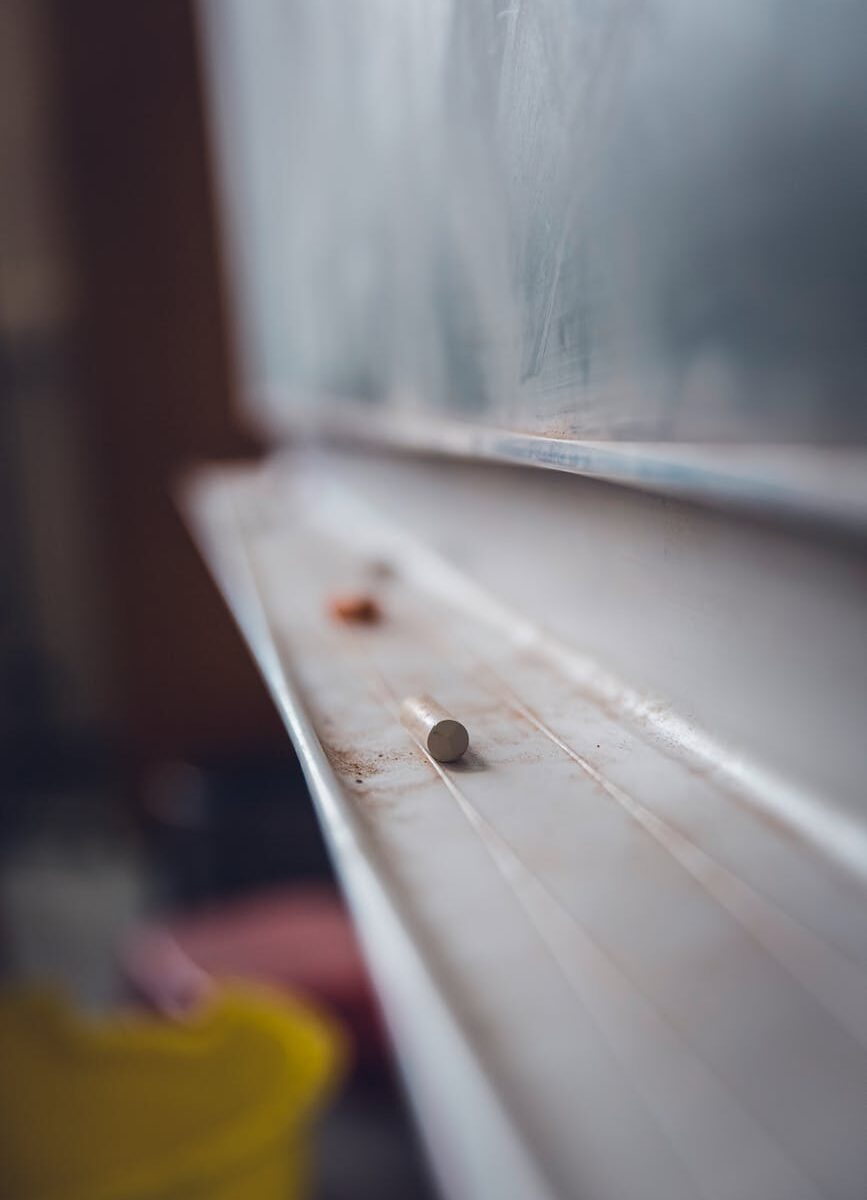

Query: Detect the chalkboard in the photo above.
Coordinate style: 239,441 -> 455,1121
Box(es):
200,0 -> 867,447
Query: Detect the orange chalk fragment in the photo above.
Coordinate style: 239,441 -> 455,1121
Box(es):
328,593 -> 382,624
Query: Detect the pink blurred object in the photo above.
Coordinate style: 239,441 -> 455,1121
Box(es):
139,886 -> 386,1067
122,928 -> 215,1018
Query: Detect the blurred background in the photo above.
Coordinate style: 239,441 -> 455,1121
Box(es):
8,1 -> 866,1195
0,2 -> 433,1195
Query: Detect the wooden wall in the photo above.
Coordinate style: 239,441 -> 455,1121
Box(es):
48,1 -> 284,760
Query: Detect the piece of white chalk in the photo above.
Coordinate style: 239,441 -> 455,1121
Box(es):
400,694 -> 469,763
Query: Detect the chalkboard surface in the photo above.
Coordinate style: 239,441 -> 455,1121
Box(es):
201,0 -> 867,447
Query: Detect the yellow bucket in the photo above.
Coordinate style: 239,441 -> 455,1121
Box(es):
0,984 -> 344,1200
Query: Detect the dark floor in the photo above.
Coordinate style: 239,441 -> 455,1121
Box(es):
317,1076 -> 435,1200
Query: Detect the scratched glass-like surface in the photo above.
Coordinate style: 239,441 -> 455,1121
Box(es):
201,0 -> 867,443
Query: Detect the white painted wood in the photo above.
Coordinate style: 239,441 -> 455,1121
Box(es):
185,451 -> 867,1200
